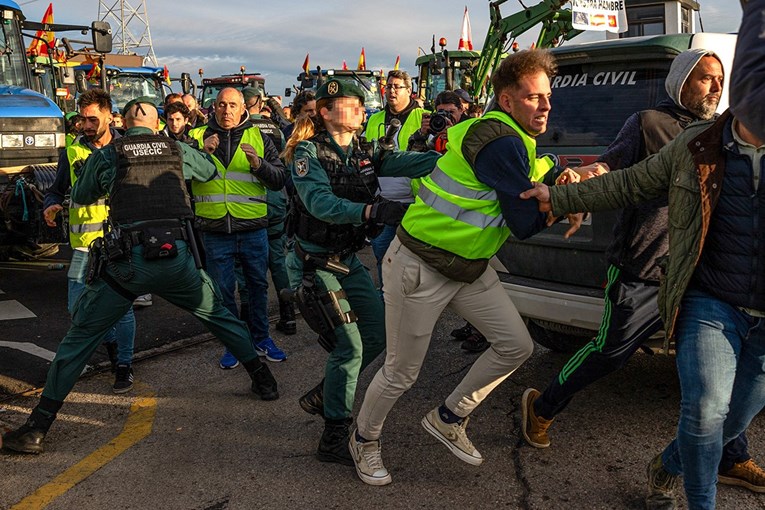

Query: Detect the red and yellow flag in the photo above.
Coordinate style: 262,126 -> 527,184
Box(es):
302,53 -> 310,74
26,3 -> 55,56
163,65 -> 171,85
393,55 -> 400,71
342,60 -> 348,71
357,48 -> 366,71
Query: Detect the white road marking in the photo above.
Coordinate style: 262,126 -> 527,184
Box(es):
0,299 -> 36,320
0,341 -> 56,361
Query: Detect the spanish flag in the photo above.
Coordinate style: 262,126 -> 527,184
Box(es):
302,53 -> 310,74
357,48 -> 366,71
342,60 -> 348,71
26,3 -> 55,56
163,65 -> 171,85
393,55 -> 400,71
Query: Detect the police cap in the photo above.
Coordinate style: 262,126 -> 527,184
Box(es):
122,96 -> 159,116
242,87 -> 265,104
315,79 -> 365,105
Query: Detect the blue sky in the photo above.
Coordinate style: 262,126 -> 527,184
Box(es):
22,0 -> 743,103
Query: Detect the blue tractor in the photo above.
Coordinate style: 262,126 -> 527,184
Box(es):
0,0 -> 110,258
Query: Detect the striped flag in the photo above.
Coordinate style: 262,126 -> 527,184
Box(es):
393,55 -> 400,70
302,53 -> 310,73
26,3 -> 55,56
357,48 -> 366,70
458,6 -> 473,51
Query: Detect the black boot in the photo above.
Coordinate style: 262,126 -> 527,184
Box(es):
248,363 -> 279,401
316,417 -> 354,465
2,406 -> 57,454
299,379 -> 325,418
450,322 -> 475,341
275,299 -> 297,335
105,342 -> 118,373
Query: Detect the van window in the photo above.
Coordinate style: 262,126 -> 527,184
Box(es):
539,60 -> 671,148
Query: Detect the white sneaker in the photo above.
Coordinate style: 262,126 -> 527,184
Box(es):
421,407 -> 483,466
348,430 -> 392,486
133,294 -> 153,307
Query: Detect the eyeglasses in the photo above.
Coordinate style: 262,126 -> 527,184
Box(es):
385,85 -> 409,91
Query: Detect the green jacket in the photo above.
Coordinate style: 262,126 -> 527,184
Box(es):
549,112 -> 732,345
72,127 -> 217,214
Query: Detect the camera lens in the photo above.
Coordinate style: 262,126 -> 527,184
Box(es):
428,113 -> 448,135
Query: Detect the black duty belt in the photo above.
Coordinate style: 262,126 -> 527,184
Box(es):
127,226 -> 188,246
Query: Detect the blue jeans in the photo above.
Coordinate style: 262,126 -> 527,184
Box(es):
202,229 -> 270,342
661,289 -> 765,509
68,250 -> 135,365
369,224 -> 397,287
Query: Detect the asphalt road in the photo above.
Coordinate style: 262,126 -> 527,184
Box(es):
1,250 -> 764,509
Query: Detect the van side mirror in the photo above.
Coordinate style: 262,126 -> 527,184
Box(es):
284,88 -> 292,97
75,70 -> 88,93
180,72 -> 191,95
91,21 -> 112,54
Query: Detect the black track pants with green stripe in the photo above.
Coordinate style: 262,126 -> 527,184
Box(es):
535,265 -> 662,420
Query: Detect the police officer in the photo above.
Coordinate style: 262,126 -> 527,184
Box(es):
44,89 -> 137,394
2,97 -> 279,455
281,79 -> 439,465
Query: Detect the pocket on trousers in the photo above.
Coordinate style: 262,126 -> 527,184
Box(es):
400,257 -> 422,297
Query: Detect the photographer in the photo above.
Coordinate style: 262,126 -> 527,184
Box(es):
408,90 -> 464,154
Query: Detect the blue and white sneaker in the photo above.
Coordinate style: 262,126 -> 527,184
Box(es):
219,350 -> 240,369
255,337 -> 287,362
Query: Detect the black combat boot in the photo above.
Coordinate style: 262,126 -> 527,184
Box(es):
299,379 -> 325,418
317,417 -> 354,465
105,342 -> 118,372
247,362 -> 279,401
275,299 -> 297,335
2,405 -> 59,454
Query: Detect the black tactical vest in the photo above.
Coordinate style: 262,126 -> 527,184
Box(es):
292,133 -> 380,254
250,116 -> 284,152
110,134 -> 193,225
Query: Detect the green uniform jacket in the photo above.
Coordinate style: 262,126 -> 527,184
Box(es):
72,126 -> 217,212
292,136 -> 440,254
549,112 -> 732,346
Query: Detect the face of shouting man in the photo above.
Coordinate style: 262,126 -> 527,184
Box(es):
497,70 -> 552,137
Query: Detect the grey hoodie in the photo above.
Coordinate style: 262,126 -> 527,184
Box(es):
664,48 -> 721,109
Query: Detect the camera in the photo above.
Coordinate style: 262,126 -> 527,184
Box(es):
428,110 -> 453,135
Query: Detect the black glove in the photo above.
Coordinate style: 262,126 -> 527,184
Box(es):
367,199 -> 409,226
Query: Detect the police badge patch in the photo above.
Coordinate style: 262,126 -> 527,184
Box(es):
295,158 -> 309,177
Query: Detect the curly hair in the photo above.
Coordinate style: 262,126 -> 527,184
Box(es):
164,101 -> 191,119
291,90 -> 316,119
491,49 -> 557,95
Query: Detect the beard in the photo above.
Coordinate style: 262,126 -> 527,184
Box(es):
686,95 -> 720,120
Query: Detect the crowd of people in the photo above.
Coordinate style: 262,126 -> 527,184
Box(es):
2,3 -> 764,508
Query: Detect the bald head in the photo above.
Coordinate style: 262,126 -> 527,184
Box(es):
214,87 -> 246,129
124,102 -> 160,131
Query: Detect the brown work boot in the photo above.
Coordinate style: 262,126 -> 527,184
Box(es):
645,453 -> 678,509
718,458 -> 765,493
520,388 -> 554,448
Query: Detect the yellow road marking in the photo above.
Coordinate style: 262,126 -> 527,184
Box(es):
10,388 -> 157,510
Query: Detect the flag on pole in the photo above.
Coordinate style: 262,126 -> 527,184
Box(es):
163,65 -> 171,85
393,55 -> 400,71
342,60 -> 348,71
357,48 -> 366,70
26,3 -> 55,56
302,53 -> 310,73
458,6 -> 473,51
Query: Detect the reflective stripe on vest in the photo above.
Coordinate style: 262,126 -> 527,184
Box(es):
401,110 -> 549,259
67,143 -> 109,249
189,126 -> 267,220
364,107 -> 427,150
